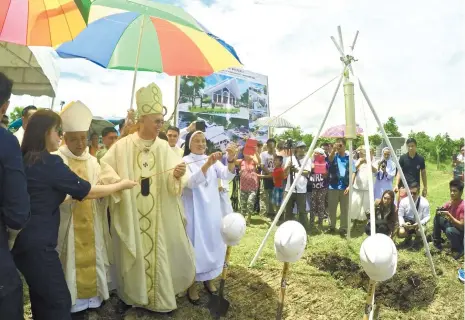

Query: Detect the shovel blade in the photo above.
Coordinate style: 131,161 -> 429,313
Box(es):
208,295 -> 230,318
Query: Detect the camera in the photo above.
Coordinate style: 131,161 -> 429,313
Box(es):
379,159 -> 387,169
285,139 -> 294,149
436,206 -> 447,215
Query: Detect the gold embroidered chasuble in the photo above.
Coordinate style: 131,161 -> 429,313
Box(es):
56,146 -> 112,305
99,133 -> 195,312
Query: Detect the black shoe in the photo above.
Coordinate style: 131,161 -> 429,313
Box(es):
339,229 -> 347,237
433,242 -> 443,250
399,238 -> 413,248
453,251 -> 464,260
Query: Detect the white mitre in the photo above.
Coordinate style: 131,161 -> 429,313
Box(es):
221,213 -> 247,246
60,101 -> 93,132
274,221 -> 307,263
360,233 -> 398,282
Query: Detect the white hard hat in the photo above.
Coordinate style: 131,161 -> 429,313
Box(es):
274,221 -> 307,263
221,213 -> 247,246
359,233 -> 398,282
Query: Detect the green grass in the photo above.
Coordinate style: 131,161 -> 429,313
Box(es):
23,163 -> 463,320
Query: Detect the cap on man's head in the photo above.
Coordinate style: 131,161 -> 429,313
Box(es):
60,101 -> 93,132
295,141 -> 306,148
136,83 -> 163,117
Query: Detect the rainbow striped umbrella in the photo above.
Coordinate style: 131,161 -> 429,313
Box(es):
75,0 -> 201,29
0,0 -> 86,47
56,10 -> 242,76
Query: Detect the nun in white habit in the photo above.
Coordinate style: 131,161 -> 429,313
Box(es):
182,131 -> 238,304
373,147 -> 396,200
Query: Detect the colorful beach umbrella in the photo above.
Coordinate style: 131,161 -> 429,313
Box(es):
0,0 -> 86,47
76,0 -> 241,63
75,0 -> 201,29
56,11 -> 242,76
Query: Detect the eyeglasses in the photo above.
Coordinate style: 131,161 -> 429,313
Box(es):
153,119 -> 165,126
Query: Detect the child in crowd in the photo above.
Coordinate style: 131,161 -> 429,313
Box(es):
259,156 -> 287,213
272,156 -> 287,212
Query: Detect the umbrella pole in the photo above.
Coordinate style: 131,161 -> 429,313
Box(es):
249,68 -> 345,268
129,15 -> 146,110
173,76 -> 180,125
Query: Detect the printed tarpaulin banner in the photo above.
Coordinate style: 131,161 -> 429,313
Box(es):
176,67 -> 269,151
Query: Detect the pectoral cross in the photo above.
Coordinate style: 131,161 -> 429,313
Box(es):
143,162 -> 148,168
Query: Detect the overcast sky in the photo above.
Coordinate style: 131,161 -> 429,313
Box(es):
10,0 -> 465,138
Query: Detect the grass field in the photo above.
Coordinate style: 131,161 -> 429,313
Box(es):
23,163 -> 464,320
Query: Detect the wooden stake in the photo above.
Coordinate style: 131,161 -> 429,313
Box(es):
276,262 -> 290,320
363,280 -> 376,320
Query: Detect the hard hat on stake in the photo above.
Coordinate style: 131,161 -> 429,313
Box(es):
221,213 -> 247,246
360,233 -> 398,282
274,221 -> 307,263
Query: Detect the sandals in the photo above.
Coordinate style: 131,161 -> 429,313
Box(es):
203,281 -> 217,295
187,287 -> 200,305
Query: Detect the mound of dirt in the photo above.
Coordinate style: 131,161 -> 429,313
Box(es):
308,253 -> 437,311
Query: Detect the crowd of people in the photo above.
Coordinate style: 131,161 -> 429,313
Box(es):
0,69 -> 464,320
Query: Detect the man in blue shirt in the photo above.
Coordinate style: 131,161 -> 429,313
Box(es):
0,72 -> 31,319
327,138 -> 350,235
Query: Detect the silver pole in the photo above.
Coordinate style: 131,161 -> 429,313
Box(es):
249,69 -> 346,267
129,15 -> 146,110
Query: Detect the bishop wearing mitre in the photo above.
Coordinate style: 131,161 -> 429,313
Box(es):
99,83 -> 195,313
55,101 -> 113,313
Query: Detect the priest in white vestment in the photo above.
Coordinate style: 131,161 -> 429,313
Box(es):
55,101 -> 113,313
182,131 -> 237,303
99,83 -> 195,313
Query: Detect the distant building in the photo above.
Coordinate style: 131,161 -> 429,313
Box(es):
248,89 -> 268,111
376,137 -> 406,159
203,78 -> 241,107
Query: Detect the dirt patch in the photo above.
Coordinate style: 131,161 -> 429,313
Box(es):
308,253 -> 437,311
67,266 -> 279,320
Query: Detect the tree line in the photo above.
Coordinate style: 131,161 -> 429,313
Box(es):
274,117 -> 464,165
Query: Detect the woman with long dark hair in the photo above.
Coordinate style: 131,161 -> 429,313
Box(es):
12,110 -> 137,320
365,189 -> 397,236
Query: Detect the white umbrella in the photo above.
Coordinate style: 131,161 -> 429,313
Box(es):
255,116 -> 295,128
0,42 -> 60,97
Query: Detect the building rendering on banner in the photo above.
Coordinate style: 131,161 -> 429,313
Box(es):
177,68 -> 270,150
203,78 -> 241,107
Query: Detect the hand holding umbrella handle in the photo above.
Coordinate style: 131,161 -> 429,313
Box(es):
363,280 -> 377,320
275,262 -> 290,320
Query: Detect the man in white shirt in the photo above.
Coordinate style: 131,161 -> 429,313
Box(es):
284,141 -> 311,230
14,105 -> 37,145
398,182 -> 430,245
260,138 -> 277,217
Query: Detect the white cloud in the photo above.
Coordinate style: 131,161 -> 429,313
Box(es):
9,0 -> 465,139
